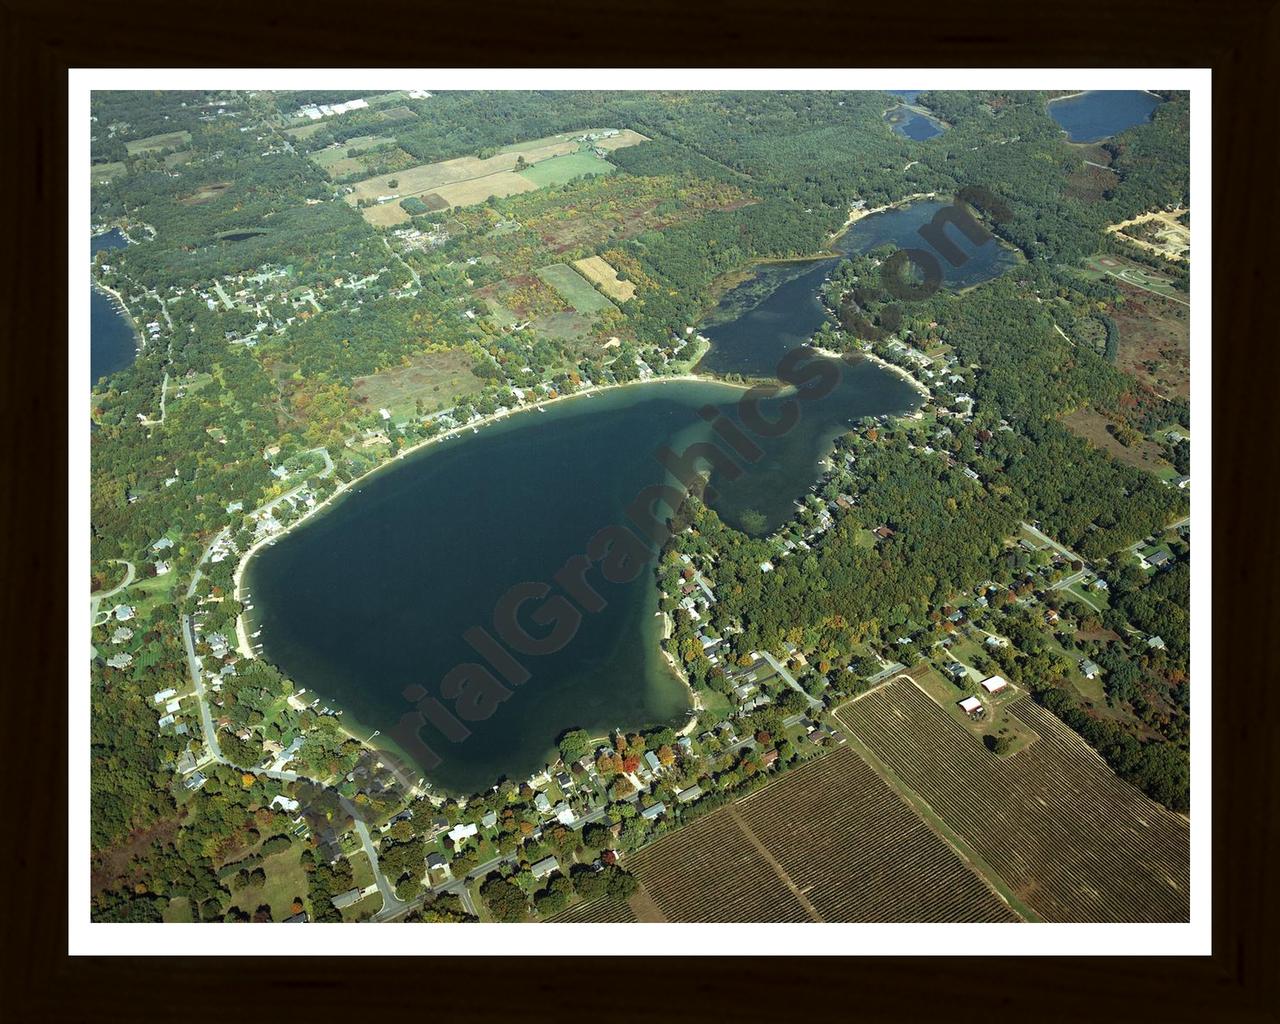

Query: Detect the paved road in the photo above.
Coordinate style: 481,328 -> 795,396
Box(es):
91,559 -> 135,623
1020,520 -> 1082,563
759,651 -> 822,710
182,614 -> 223,763
358,819 -> 409,921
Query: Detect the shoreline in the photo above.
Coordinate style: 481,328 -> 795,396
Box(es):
225,230 -> 930,800
860,350 -> 932,400
91,278 -> 146,360
228,370 -> 751,793
834,192 -> 939,235
232,370 -> 750,650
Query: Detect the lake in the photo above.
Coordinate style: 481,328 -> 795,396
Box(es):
1047,90 -> 1161,143
885,105 -> 944,141
91,229 -> 136,385
250,199 -> 1027,791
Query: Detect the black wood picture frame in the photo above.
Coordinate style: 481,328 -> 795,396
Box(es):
3,0 -> 1275,1018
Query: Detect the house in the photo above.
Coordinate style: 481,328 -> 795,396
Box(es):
1045,609 -> 1060,624
958,695 -> 984,716
531,856 -> 560,880
330,888 -> 364,910
447,822 -> 478,845
984,635 -> 1009,650
677,736 -> 693,754
112,604 -> 135,622
184,771 -> 207,791
945,662 -> 969,682
675,785 -> 703,804
481,810 -> 498,829
644,750 -> 662,774
1145,550 -> 1172,568
760,749 -> 779,768
1080,659 -> 1101,679
759,561 -> 774,573
534,792 -> 552,814
979,675 -> 1008,695
270,794 -> 300,814
555,804 -> 577,826
1173,475 -> 1190,489
283,911 -> 309,923
427,852 -> 447,871
1147,635 -> 1167,650
555,771 -> 573,790
152,537 -> 174,552
640,802 -> 666,821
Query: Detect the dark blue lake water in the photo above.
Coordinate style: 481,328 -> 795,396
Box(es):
1047,90 -> 1161,143
90,229 -> 136,385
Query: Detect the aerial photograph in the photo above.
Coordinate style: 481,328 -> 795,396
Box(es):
86,84 -> 1193,928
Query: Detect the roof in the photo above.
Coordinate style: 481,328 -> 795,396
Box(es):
531,856 -> 560,878
979,675 -> 1008,694
958,695 -> 983,713
330,888 -> 364,909
447,822 -> 478,843
640,802 -> 666,820
675,785 -> 703,803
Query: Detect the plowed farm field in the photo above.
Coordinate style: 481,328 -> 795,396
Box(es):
835,679 -> 1190,922
621,749 -> 1018,923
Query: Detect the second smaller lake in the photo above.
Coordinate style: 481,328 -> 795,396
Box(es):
1047,90 -> 1161,143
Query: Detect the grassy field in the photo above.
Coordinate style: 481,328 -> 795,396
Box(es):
345,138 -> 578,221
622,748 -> 1019,923
836,678 -> 1190,922
535,263 -> 615,315
592,128 -> 650,151
125,130 -> 191,156
92,162 -> 126,185
226,845 -> 309,922
518,151 -> 615,188
432,171 -> 536,209
1061,408 -> 1173,476
310,134 -> 402,178
351,348 -> 485,419
572,255 -> 636,302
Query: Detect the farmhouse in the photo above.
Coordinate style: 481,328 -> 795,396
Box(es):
979,675 -> 1009,695
640,802 -> 667,821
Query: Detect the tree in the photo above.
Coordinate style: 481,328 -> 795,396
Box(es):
557,728 -> 591,764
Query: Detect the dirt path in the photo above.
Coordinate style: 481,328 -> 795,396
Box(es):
627,882 -> 668,922
725,805 -> 823,922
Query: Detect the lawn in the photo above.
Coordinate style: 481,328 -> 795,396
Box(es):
518,151 -> 616,188
535,263 -> 615,315
125,130 -> 191,156
226,845 -> 309,922
572,255 -> 636,302
351,348 -> 485,419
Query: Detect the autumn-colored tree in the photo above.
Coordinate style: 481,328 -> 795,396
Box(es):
622,756 -> 640,775
657,745 -> 675,767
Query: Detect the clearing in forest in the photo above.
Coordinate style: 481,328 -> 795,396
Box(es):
573,255 -> 636,301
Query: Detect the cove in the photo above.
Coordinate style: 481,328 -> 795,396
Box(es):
91,229 -> 137,385
1047,90 -> 1160,143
